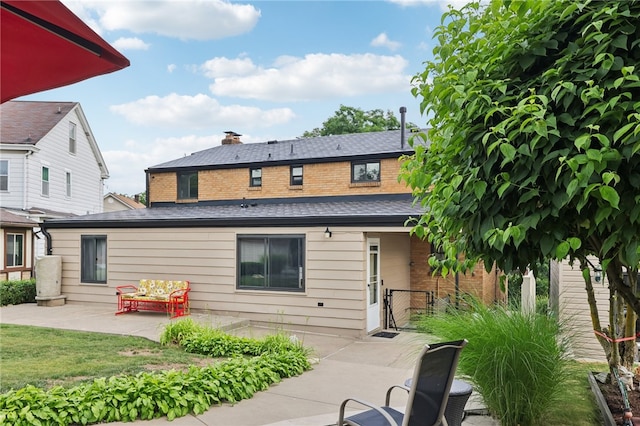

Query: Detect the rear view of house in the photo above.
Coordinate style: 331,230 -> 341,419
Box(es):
42,128 -> 503,336
0,101 -> 108,278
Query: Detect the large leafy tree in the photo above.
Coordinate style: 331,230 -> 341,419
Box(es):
302,105 -> 406,137
400,0 -> 640,367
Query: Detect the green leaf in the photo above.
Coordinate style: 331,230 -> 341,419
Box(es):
556,241 -> 570,259
613,122 -> 635,142
499,143 -> 516,162
599,186 -> 620,209
473,181 -> 487,200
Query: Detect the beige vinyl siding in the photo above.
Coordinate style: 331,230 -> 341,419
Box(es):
554,259 -> 609,361
48,226 -> 411,336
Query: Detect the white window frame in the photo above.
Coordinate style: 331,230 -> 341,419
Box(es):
69,122 -> 77,154
41,166 -> 49,196
0,159 -> 8,191
6,232 -> 24,268
65,170 -> 72,197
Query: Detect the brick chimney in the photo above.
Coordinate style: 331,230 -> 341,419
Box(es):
222,131 -> 242,145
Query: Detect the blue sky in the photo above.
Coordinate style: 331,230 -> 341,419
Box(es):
22,0 -> 463,196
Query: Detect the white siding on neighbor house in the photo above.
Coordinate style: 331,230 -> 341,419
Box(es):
553,259 -> 609,361
0,151 -> 26,209
48,225 -> 412,336
24,108 -> 104,215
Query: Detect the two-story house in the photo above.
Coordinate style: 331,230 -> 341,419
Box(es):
0,101 -> 108,278
41,129 -> 503,336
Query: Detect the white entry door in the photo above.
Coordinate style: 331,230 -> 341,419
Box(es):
366,238 -> 381,332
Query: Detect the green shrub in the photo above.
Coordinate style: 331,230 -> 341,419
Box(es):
0,321 -> 312,425
0,279 -> 36,306
415,297 -> 571,426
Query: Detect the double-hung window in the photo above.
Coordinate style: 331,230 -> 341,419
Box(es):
69,122 -> 77,154
237,235 -> 305,291
352,161 -> 380,183
0,160 -> 8,191
177,171 -> 198,200
6,232 -> 24,268
41,166 -> 49,196
290,165 -> 303,186
250,168 -> 262,187
81,235 -> 107,283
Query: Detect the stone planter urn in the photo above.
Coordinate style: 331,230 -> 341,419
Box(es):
35,255 -> 66,306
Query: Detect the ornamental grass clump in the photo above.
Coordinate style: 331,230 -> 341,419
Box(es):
416,298 -> 571,426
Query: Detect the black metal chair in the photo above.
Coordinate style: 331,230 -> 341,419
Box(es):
337,339 -> 468,426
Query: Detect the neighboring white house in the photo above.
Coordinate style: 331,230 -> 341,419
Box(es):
103,192 -> 145,212
0,100 -> 109,261
550,259 -> 610,361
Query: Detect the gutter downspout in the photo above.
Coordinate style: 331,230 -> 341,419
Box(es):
40,223 -> 53,255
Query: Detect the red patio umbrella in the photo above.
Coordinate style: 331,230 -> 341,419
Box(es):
1,0 -> 130,103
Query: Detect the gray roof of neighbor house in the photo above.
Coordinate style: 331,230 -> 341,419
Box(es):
0,101 -> 77,145
43,194 -> 423,229
147,129 -> 426,172
0,208 -> 39,227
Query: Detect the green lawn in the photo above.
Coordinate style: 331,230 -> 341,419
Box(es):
0,324 -> 213,393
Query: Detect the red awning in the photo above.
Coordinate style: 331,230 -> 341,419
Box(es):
1,0 -> 130,103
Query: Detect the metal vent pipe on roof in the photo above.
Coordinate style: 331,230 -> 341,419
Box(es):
400,106 -> 406,149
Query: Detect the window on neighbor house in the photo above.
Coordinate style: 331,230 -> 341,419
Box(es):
351,161 -> 380,183
0,160 -> 8,191
290,165 -> 303,186
250,168 -> 262,187
41,166 -> 49,196
237,235 -> 305,291
69,122 -> 77,154
6,232 -> 24,268
177,171 -> 198,199
65,171 -> 72,197
81,235 -> 107,283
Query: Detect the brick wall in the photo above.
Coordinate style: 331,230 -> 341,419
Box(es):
408,235 -> 504,305
149,157 -> 410,203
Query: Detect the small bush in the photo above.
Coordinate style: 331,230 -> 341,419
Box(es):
0,320 -> 312,425
415,297 -> 571,426
0,279 -> 36,306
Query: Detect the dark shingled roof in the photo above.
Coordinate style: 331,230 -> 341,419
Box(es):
1,101 -> 77,145
0,209 -> 39,227
147,129 -> 426,171
42,194 -> 424,229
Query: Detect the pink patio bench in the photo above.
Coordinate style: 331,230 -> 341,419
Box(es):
116,279 -> 190,318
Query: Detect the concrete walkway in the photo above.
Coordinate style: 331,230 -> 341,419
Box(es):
0,303 -> 498,426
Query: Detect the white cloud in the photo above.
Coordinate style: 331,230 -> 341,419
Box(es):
167,64 -> 177,73
206,53 -> 411,102
370,33 -> 401,51
200,57 -> 257,78
91,0 -> 261,40
110,93 -> 295,129
112,37 -> 150,51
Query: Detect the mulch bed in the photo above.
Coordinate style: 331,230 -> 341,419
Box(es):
598,379 -> 640,425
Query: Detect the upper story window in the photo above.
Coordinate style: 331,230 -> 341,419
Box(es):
41,166 -> 50,196
177,171 -> 198,200
237,235 -> 305,292
69,122 -> 77,154
290,165 -> 303,186
0,160 -> 8,191
250,168 -> 262,187
65,171 -> 72,197
81,235 -> 107,283
352,161 -> 380,183
6,232 -> 24,268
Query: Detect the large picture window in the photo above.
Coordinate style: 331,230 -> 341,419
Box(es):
81,235 -> 107,283
177,171 -> 198,199
237,235 -> 305,291
352,161 -> 380,182
6,232 -> 24,267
